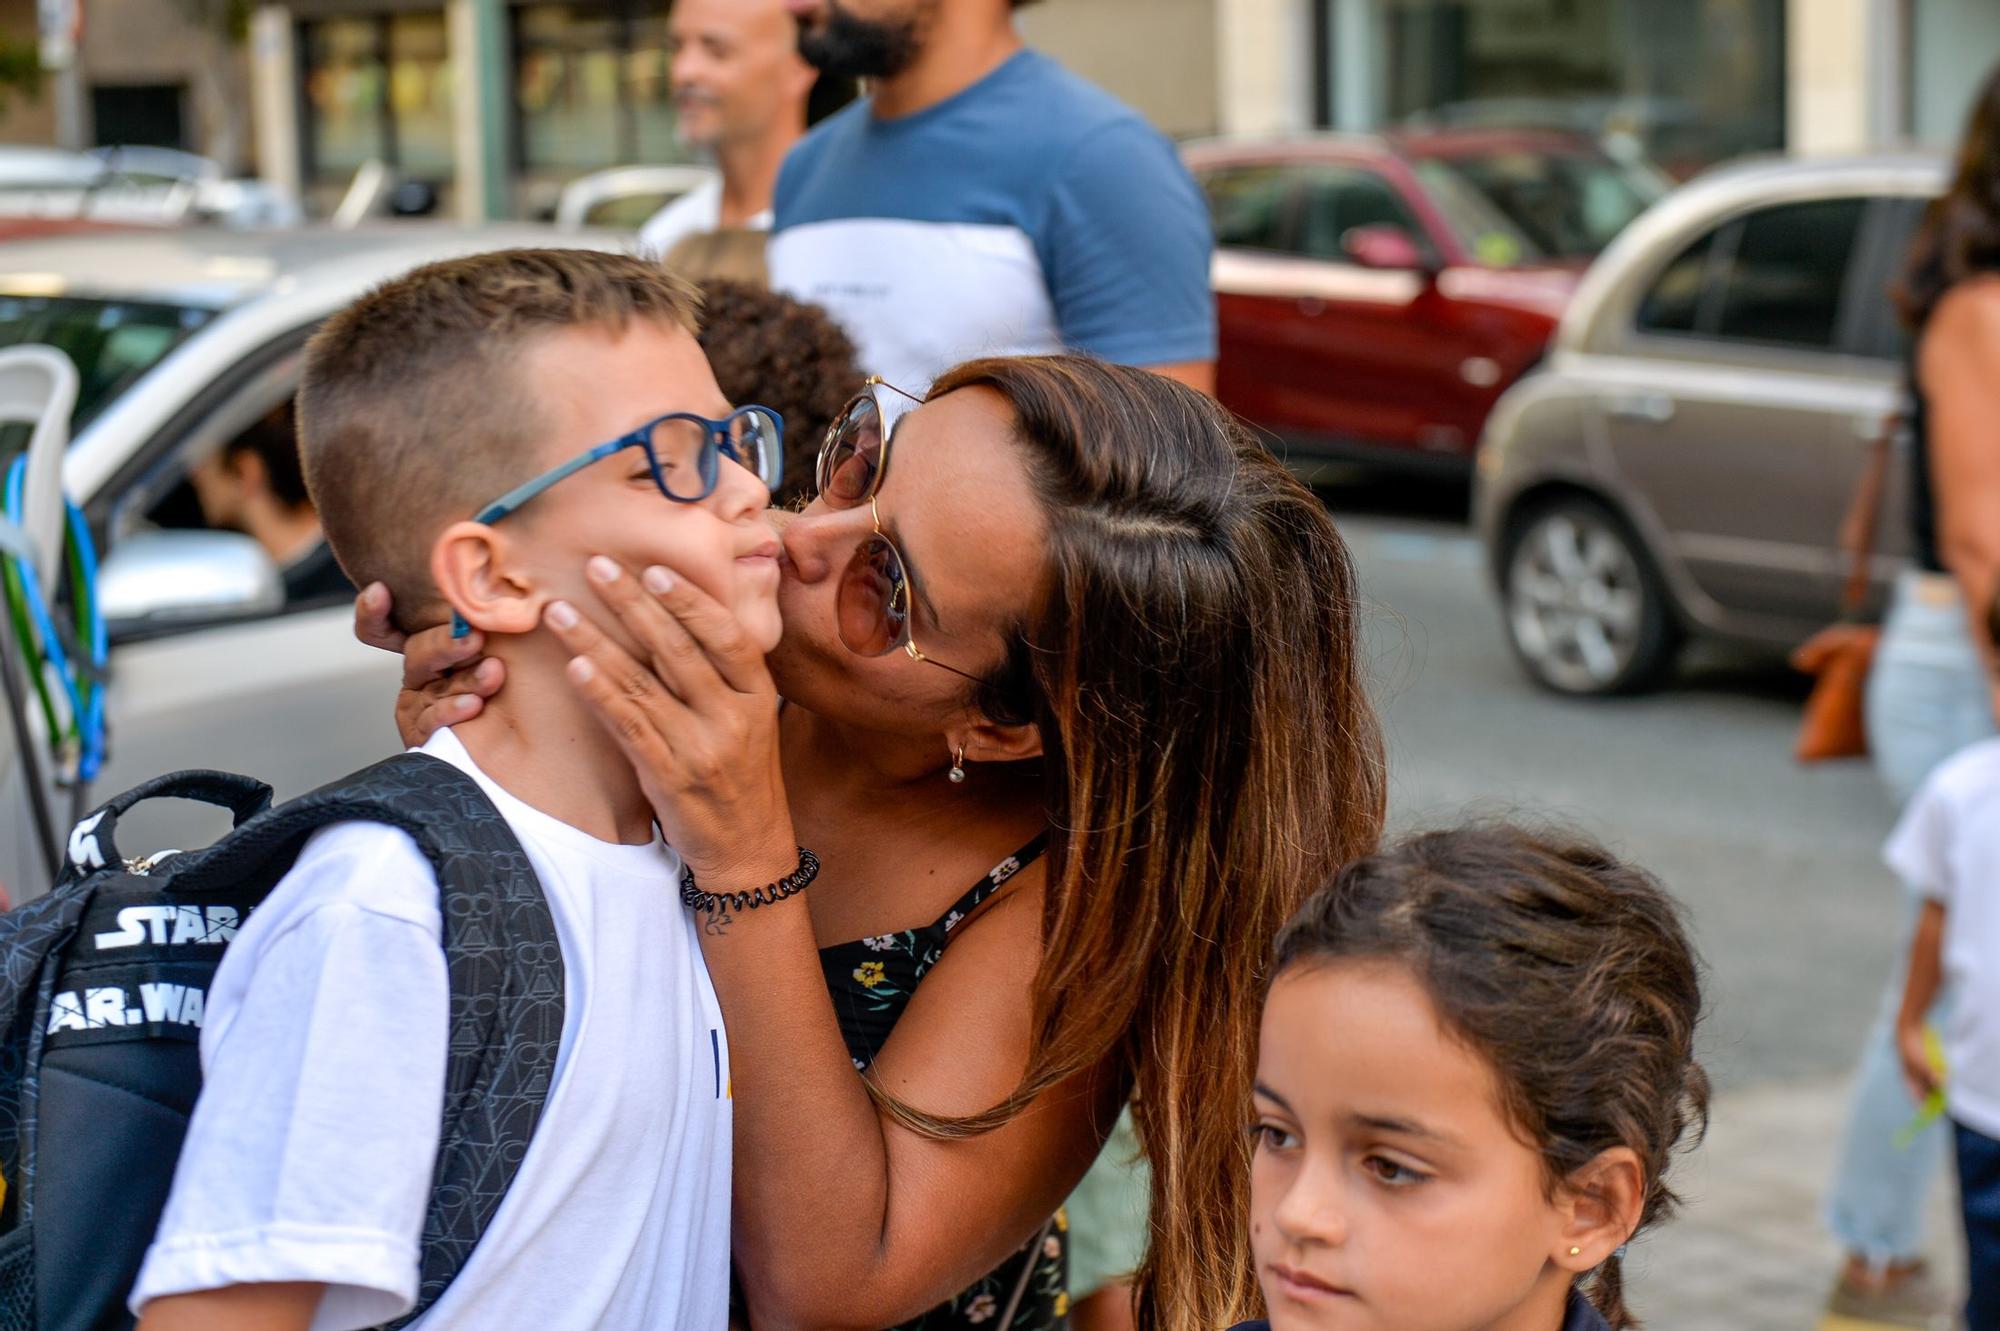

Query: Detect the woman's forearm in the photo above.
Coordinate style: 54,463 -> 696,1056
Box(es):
694,873 -> 905,1330
696,846 -> 1097,1331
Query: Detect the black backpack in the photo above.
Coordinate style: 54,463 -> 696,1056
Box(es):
0,751 -> 566,1331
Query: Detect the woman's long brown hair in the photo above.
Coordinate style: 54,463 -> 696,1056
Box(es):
869,355 -> 1386,1331
1896,60 -> 2000,330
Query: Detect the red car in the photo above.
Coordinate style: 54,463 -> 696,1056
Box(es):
1184,130 -> 1664,474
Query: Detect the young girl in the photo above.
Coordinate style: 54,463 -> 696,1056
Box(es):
1240,825 -> 1709,1331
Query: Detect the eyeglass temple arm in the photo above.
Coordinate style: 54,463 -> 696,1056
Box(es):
450,437 -> 634,638
471,437 -> 632,526
868,376 -> 924,405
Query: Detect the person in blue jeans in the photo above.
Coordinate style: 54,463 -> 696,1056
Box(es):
1826,62 -> 2000,1322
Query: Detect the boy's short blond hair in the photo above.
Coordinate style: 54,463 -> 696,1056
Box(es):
297,248 -> 702,631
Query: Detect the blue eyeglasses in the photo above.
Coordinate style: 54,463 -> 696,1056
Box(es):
450,404 -> 784,637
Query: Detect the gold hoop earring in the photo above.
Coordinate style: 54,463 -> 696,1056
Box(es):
948,743 -> 967,784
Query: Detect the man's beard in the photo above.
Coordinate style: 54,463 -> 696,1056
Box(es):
796,1 -> 933,81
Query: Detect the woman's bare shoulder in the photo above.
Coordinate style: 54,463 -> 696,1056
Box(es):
1928,275 -> 2000,344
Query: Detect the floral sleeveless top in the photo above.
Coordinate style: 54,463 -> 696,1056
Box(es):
817,835 -> 1069,1330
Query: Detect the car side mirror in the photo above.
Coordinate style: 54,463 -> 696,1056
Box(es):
1342,225 -> 1430,273
99,530 -> 284,640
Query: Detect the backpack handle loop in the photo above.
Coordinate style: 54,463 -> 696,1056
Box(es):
63,770 -> 274,878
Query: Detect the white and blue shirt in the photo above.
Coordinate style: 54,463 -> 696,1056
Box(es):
770,50 -> 1215,392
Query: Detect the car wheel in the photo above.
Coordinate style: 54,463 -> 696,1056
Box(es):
1501,496 -> 1680,696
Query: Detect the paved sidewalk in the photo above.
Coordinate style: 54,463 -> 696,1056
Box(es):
1625,1076 -> 1962,1330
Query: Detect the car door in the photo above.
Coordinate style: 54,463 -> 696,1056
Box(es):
1281,161 -> 1493,457
1598,193 -> 1896,626
77,337 -> 400,879
1201,162 -> 1312,435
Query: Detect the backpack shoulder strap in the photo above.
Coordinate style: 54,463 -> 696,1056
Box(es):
170,751 -> 566,1327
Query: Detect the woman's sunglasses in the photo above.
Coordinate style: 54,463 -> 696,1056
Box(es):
815,379 -> 983,683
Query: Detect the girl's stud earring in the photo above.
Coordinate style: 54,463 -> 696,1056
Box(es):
948,744 -> 967,784
1568,1246 -> 1582,1258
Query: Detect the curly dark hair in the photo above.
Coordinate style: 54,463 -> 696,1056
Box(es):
1273,824 -> 1709,1331
1896,60 -> 2000,331
695,280 -> 861,507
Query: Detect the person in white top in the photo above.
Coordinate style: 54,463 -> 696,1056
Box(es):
1894,610 -> 2000,1329
639,0 -> 816,260
132,249 -> 788,1331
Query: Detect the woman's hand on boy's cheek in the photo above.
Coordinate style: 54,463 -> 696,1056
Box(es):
546,557 -> 794,888
356,581 -> 509,746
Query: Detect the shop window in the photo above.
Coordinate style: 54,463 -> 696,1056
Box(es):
301,15 -> 453,185
515,3 -> 681,174
1376,0 -> 1785,179
303,18 -> 387,181
1200,165 -> 1296,253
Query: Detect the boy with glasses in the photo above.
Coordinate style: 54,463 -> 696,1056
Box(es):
131,250 -> 786,1330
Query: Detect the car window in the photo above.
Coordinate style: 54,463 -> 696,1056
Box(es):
1408,159 -> 1545,267
1636,230 -> 1718,335
1634,197 -> 1868,351
0,295 -> 214,430
1860,196 -> 1929,361
107,338 -> 352,628
1199,165 -> 1296,252
1413,150 -> 1660,258
1709,198 -> 1868,350
1293,165 -> 1430,262
584,191 -> 676,230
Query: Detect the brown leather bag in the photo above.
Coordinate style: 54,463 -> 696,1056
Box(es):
1790,413 -> 1899,762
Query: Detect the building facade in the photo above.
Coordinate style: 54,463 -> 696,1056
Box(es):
1218,0 -> 1999,167
0,0 -> 1991,216
0,0 -> 250,166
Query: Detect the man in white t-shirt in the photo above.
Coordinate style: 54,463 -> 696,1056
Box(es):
639,0 -> 815,261
1893,704 -> 2000,1329
131,250 -> 787,1330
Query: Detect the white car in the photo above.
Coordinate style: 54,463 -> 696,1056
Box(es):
0,224 -> 622,901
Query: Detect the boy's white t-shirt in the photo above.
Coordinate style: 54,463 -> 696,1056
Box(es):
1885,734 -> 2000,1141
130,727 -> 732,1329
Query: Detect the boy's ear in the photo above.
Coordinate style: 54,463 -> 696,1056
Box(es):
951,716 -> 1044,767
432,520 -> 545,637
1552,1146 -> 1645,1275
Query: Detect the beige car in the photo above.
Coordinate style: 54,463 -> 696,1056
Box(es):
1474,153 -> 1945,695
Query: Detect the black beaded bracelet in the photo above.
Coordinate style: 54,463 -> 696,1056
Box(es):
680,847 -> 820,914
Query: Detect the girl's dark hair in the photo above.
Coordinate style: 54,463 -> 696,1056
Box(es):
1896,61 -> 2000,331
1274,825 -> 1709,1331
881,355 -> 1386,1331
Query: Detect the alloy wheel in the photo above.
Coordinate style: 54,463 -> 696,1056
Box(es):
1505,504 -> 1656,694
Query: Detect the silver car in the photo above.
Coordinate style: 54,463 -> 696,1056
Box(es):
1474,153 -> 1945,695
0,225 -> 622,902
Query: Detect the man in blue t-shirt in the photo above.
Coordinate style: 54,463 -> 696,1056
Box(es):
774,0 -> 1216,394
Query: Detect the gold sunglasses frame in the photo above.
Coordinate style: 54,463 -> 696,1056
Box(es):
818,378 -> 984,684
